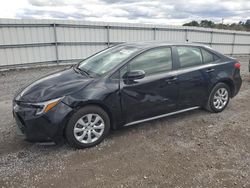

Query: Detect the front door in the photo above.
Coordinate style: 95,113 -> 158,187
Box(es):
120,47 -> 179,124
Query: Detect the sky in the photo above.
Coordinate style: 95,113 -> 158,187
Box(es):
0,0 -> 249,25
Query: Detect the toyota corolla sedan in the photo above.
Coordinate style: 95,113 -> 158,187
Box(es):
13,42 -> 242,148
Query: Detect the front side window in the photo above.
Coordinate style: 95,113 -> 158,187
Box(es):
177,47 -> 203,68
129,47 -> 172,76
78,45 -> 140,77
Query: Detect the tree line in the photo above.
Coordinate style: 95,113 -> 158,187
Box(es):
183,20 -> 250,31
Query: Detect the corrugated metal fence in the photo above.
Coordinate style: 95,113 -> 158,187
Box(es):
0,19 -> 249,68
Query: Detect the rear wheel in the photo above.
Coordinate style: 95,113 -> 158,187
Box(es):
65,105 -> 110,149
205,83 -> 230,113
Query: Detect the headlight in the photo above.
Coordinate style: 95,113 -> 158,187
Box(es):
32,97 -> 63,115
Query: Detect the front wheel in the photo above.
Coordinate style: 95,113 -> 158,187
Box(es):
205,83 -> 230,113
65,106 -> 110,149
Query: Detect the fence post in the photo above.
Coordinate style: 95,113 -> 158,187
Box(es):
106,25 -> 110,47
210,31 -> 213,47
53,23 -> 59,64
185,29 -> 188,42
153,27 -> 156,40
231,33 -> 236,56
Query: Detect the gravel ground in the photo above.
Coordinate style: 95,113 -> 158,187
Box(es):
0,57 -> 250,188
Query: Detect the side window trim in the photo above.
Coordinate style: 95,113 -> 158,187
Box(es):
199,48 -> 204,64
120,64 -> 129,79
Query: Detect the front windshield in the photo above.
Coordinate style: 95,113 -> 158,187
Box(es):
77,45 -> 140,77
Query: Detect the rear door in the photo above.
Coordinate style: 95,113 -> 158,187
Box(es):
174,46 -> 217,109
119,47 -> 179,124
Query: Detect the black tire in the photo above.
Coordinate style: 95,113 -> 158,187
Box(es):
205,82 -> 230,113
65,105 -> 110,149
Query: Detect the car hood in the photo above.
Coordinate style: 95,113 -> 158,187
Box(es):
15,68 -> 93,103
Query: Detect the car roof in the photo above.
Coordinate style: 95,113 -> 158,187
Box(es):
117,41 -> 210,50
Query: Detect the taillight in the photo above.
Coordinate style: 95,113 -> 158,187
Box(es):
234,61 -> 241,69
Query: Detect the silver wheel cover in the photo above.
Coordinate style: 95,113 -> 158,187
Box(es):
73,114 -> 105,144
213,88 -> 229,110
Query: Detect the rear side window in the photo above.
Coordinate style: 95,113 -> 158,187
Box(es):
201,48 -> 219,63
177,47 -> 202,68
129,47 -> 172,76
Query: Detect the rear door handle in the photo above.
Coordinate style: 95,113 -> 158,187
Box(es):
165,76 -> 178,83
206,68 -> 215,73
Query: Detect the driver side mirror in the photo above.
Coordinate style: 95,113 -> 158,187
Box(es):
123,70 -> 145,80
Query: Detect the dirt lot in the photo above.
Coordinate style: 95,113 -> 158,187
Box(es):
0,58 -> 250,188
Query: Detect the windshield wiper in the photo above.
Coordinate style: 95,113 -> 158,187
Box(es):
74,67 -> 92,77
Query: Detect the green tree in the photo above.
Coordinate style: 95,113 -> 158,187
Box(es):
245,19 -> 250,30
200,20 -> 215,28
183,21 -> 199,27
182,19 -> 249,31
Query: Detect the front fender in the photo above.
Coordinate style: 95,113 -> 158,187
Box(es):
62,81 -> 123,129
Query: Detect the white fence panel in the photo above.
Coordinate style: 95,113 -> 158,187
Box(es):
0,18 -> 249,68
0,27 -> 54,45
212,33 -> 234,44
233,45 -> 250,54
211,44 -> 232,54
235,34 -> 250,44
0,46 -> 56,65
156,29 -> 186,42
58,44 -> 105,61
56,27 -> 107,42
188,31 -> 211,43
110,28 -> 153,42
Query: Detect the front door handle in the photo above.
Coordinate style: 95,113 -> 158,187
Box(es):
206,68 -> 215,73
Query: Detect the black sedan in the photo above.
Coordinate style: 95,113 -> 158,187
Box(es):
13,42 -> 242,148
